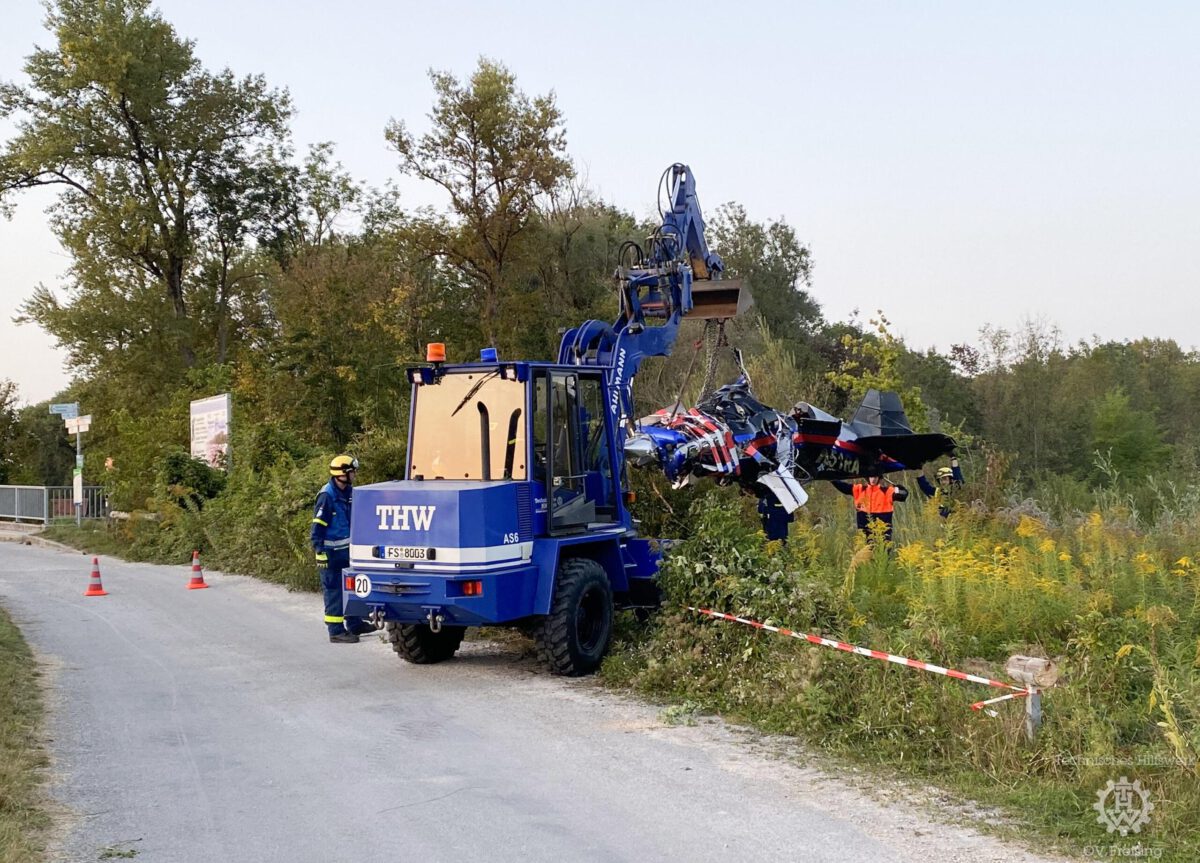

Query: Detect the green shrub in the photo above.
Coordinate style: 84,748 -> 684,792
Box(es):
156,450 -> 226,508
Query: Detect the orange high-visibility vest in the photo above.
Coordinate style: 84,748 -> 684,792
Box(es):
851,483 -> 900,515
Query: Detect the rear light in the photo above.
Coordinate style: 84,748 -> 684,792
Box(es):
344,576 -> 354,590
454,579 -> 483,597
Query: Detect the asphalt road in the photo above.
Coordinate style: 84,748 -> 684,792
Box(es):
0,541 -> 1071,863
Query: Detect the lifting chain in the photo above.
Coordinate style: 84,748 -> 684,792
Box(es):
697,319 -> 728,401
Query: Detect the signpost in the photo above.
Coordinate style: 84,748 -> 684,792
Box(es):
50,403 -> 86,525
49,402 -> 79,420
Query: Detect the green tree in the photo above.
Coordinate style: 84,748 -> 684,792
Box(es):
896,347 -> 980,435
825,312 -> 928,429
0,380 -> 18,483
259,142 -> 363,265
7,402 -> 74,486
518,182 -> 639,359
968,321 -> 1078,476
0,0 -> 292,371
385,58 -> 573,351
249,240 -> 415,446
708,203 -> 820,352
1090,389 -> 1170,483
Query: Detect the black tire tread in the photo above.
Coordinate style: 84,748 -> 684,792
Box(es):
385,622 -> 465,664
534,557 -> 612,676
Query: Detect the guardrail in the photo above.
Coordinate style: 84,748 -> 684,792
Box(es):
0,485 -> 110,525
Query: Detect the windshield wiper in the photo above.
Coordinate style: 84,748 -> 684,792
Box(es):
450,370 -> 501,417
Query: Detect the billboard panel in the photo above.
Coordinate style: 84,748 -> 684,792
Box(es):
190,394 -> 232,469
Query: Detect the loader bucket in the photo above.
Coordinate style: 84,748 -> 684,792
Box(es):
688,278 -> 753,320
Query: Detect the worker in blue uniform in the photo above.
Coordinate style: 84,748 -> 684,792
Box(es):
917,456 -> 964,517
312,454 -> 370,643
757,495 -> 794,543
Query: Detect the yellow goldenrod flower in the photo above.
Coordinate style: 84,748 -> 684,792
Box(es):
896,543 -> 924,568
1016,515 -> 1047,538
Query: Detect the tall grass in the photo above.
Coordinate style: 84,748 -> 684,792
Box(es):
0,605 -> 49,863
606,481 -> 1200,861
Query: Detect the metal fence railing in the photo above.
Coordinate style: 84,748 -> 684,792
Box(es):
0,485 -> 110,524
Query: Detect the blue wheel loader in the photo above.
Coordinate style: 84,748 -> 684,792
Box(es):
342,164 -> 749,674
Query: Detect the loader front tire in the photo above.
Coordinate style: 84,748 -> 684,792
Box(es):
535,558 -> 613,676
385,622 -> 466,664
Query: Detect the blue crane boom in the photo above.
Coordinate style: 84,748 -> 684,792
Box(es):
557,163 -> 749,430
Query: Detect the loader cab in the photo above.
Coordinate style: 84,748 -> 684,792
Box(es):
533,369 -> 619,533
406,362 -> 621,535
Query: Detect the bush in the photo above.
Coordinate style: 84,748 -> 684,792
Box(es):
602,485 -> 1200,861
157,450 -> 226,508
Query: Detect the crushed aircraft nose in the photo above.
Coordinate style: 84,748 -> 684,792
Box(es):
622,434 -> 661,468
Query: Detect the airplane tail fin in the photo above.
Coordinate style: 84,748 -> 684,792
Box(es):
849,389 -> 914,436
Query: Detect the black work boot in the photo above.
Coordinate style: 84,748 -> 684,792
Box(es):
329,631 -> 360,644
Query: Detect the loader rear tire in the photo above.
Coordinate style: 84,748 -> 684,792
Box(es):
385,622 -> 466,664
535,557 -> 613,676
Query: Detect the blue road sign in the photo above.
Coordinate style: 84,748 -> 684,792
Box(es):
49,402 -> 80,420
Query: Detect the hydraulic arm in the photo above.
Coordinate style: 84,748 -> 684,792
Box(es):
556,163 -> 750,431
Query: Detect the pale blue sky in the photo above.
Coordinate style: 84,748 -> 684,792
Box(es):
3,1 -> 1199,403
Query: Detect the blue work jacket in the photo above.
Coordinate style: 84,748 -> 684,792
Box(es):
311,479 -> 353,560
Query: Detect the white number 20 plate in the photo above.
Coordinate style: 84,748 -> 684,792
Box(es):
353,574 -> 372,598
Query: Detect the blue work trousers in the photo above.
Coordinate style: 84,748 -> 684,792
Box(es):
320,558 -> 363,636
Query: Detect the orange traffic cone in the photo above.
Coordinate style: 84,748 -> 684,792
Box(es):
186,550 -> 210,590
83,557 -> 108,596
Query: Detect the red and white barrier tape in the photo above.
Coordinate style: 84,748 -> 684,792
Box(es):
688,607 -> 1033,708
969,690 -> 1031,712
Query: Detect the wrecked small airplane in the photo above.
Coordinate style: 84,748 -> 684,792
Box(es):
625,378 -> 956,514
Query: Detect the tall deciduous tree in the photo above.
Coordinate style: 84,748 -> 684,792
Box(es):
0,0 -> 292,370
825,313 -> 928,429
1090,389 -> 1170,483
708,203 -> 819,344
6,400 -> 75,486
0,380 -> 18,483
385,58 -> 573,350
